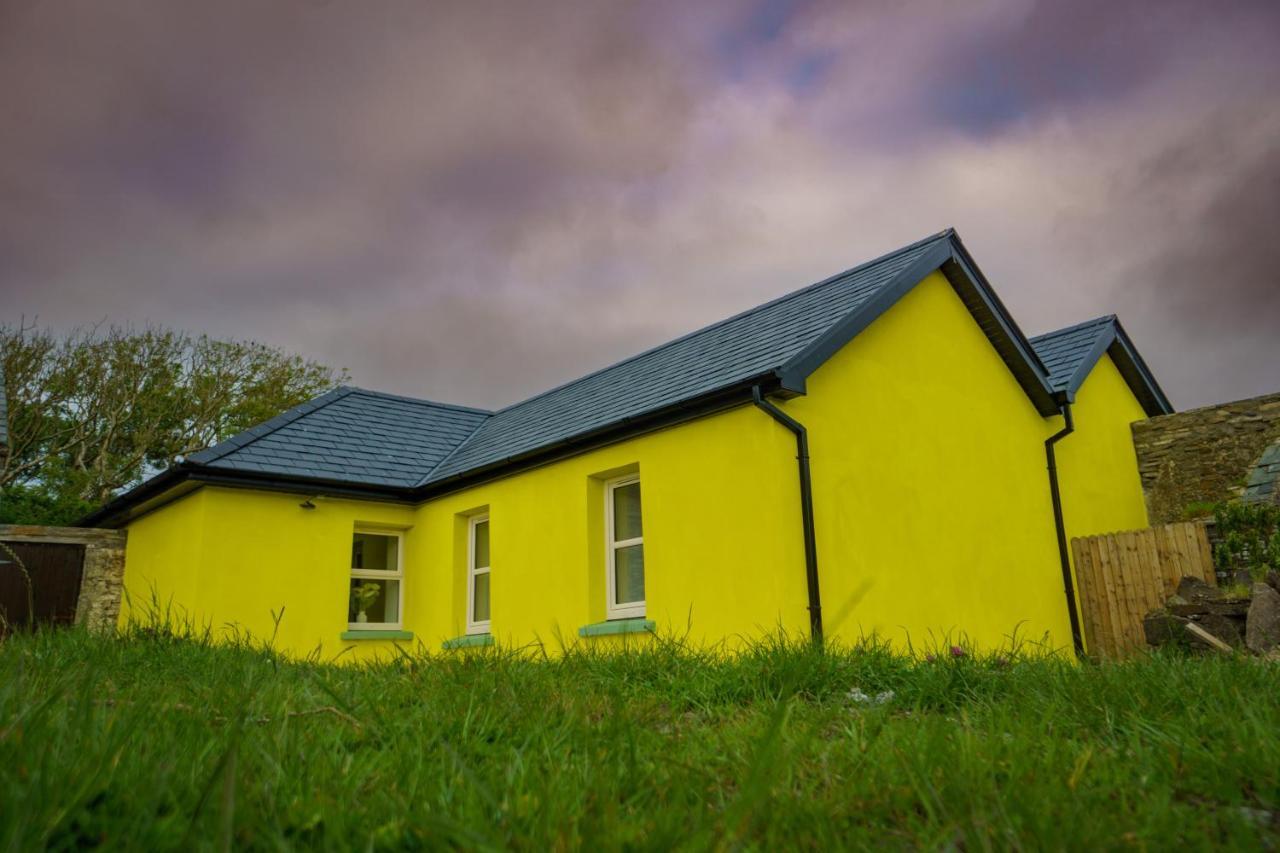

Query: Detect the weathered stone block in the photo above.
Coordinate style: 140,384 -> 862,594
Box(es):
1168,599 -> 1250,619
1133,391 -> 1280,524
1246,583 -> 1280,654
1177,576 -> 1222,604
1191,613 -> 1244,647
1143,611 -> 1189,647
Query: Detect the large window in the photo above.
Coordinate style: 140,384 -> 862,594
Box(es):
606,475 -> 645,619
468,514 -> 491,634
348,529 -> 403,629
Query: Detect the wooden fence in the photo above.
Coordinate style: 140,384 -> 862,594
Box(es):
1071,520 -> 1216,659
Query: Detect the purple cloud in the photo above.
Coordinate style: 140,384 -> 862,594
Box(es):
1,0 -> 1277,410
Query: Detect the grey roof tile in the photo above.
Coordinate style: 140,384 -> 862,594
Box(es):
1028,316 -> 1116,393
425,231 -> 949,482
192,388 -> 491,489
107,229 -> 1111,509
169,231 -> 955,491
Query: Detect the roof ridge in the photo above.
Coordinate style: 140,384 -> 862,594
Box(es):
186,386 -> 359,465
1028,314 -> 1116,343
489,229 -> 956,416
345,386 -> 492,416
415,417 -> 488,486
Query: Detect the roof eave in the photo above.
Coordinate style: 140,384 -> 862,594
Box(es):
419,373 -> 781,495
78,373 -> 784,527
76,464 -> 198,528
1108,320 -> 1175,416
76,462 -> 420,528
1051,318 -> 1173,417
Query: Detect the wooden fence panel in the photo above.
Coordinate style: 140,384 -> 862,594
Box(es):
1071,520 -> 1216,659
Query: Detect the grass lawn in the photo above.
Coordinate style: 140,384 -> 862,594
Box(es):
1,625 -> 1277,850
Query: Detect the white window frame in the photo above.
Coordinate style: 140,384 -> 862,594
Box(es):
467,513 -> 491,635
605,474 -> 645,620
348,527 -> 404,630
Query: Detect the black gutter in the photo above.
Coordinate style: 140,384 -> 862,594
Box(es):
420,377 -> 773,496
77,461 -> 420,528
78,376 -> 783,529
77,465 -> 194,528
751,386 -> 823,645
1044,399 -> 1084,657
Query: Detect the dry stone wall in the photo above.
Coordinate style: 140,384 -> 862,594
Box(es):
1132,391 -> 1280,524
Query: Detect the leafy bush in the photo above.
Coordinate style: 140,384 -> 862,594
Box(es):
1213,500 -> 1280,580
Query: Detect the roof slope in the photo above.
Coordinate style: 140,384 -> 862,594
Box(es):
187,387 -> 490,489
1029,315 -> 1117,393
1030,316 -> 1173,415
81,227 -> 1093,526
427,231 -> 957,482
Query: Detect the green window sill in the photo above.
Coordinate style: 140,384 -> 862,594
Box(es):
441,633 -> 494,650
340,630 -> 415,641
578,618 -> 655,638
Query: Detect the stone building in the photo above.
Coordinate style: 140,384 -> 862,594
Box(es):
1132,391 -> 1280,524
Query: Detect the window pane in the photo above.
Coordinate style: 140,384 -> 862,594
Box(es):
352,532 -> 398,572
613,544 -> 644,605
473,519 -> 490,569
348,578 -> 400,624
612,481 -> 643,541
472,571 -> 491,623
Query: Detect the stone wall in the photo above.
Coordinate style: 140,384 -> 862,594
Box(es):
0,524 -> 127,631
1132,391 -> 1280,524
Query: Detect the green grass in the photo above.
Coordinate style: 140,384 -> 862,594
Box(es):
1,623 -> 1277,850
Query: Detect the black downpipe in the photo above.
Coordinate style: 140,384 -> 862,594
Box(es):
751,386 -> 823,645
1045,400 -> 1084,657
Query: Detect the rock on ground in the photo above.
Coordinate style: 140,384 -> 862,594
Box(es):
1246,582 -> 1280,654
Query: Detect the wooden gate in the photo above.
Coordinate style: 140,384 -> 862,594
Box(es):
1070,521 -> 1216,659
0,540 -> 86,635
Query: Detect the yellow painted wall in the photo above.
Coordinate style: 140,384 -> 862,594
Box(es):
121,403 -> 809,661
1054,353 -> 1151,545
781,272 -> 1072,653
120,488 -> 208,623
120,271 -> 1140,660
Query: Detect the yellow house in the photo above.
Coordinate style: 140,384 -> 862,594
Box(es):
82,230 -> 1172,659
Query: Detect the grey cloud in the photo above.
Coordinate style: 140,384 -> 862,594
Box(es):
1,0 -> 1278,411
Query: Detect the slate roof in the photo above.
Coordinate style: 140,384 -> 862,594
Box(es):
1029,315 -> 1116,394
426,231 -> 950,482
86,226 -> 1171,526
1244,442 -> 1280,505
1029,315 -> 1173,415
187,387 -> 490,489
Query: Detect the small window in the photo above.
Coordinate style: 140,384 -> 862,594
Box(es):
605,475 -> 644,619
349,529 -> 403,629
468,514 -> 491,634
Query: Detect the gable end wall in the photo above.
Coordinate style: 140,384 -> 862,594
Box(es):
780,271 -> 1071,652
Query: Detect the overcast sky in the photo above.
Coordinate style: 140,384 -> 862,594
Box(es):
2,0 -> 1277,411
